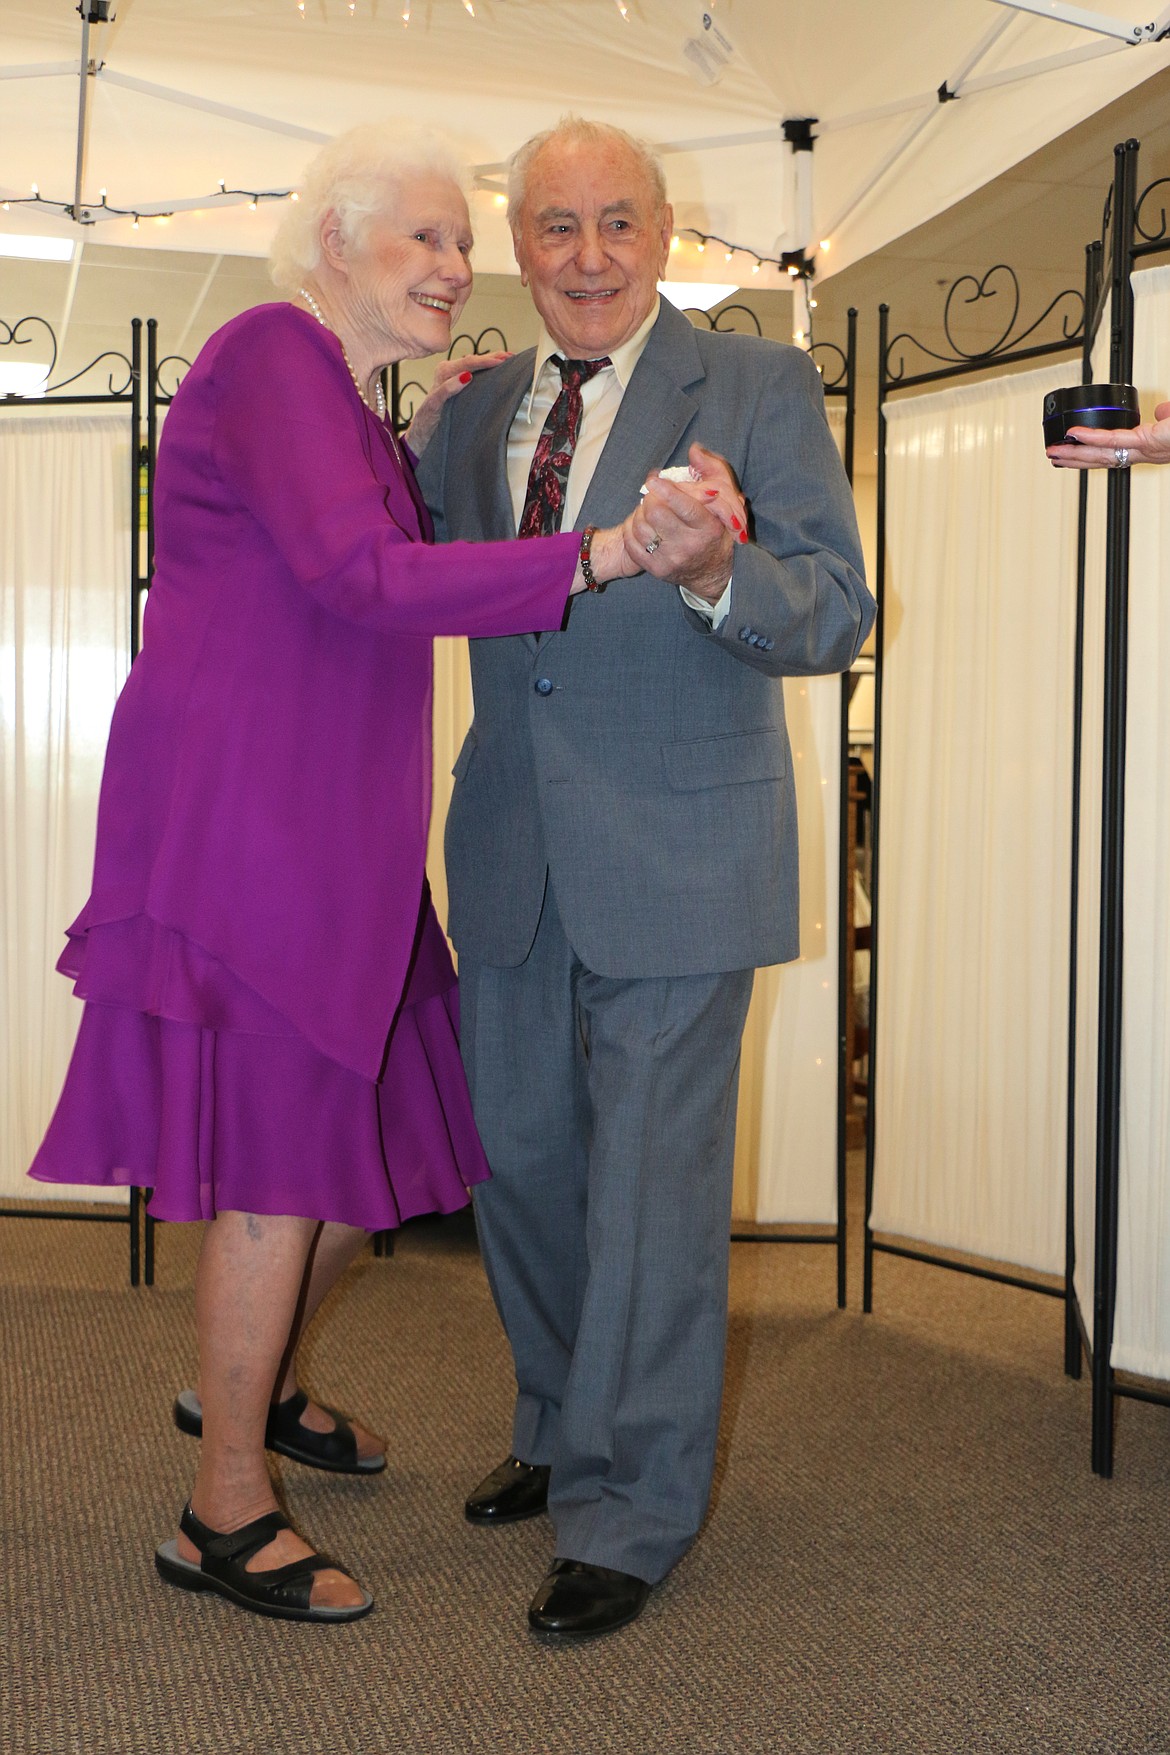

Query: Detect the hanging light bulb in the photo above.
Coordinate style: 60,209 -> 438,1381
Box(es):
819,239 -> 831,252
615,0 -> 629,16
402,0 -> 410,20
1,201 -> 9,212
751,260 -> 761,274
290,191 -> 300,202
724,249 -> 733,263
463,0 -> 475,13
696,239 -> 705,254
249,198 -> 258,210
670,235 -> 680,252
31,182 -> 39,196
132,214 -> 140,229
296,1 -> 305,15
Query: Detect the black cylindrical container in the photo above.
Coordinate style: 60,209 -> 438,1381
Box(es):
1043,383 -> 1139,446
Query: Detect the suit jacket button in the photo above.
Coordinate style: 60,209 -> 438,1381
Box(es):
534,676 -> 554,696
739,625 -> 753,641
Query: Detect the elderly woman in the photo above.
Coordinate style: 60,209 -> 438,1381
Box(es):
29,125 -> 737,1625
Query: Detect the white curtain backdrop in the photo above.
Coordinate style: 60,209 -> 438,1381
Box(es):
736,673 -> 841,1223
0,412 -> 132,1203
872,360 -> 1081,1271
1112,265 -> 1170,1376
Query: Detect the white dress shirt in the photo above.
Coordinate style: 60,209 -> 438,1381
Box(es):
506,298 -> 732,626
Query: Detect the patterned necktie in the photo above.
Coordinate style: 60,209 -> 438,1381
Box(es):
518,354 -> 612,538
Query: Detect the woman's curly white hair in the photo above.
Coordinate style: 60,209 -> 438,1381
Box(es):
269,123 -> 467,293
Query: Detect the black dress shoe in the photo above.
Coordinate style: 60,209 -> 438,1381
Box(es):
527,1559 -> 651,1639
464,1456 -> 551,1525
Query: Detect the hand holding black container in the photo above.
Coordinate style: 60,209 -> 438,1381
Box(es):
1045,383 -> 1170,469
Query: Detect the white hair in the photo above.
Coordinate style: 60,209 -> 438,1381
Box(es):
269,123 -> 467,293
506,116 -> 667,232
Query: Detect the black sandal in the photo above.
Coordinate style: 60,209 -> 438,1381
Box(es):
155,1503 -> 374,1623
173,1387 -> 386,1475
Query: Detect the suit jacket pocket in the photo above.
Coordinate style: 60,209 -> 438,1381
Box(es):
662,728 -> 789,791
451,731 -> 478,782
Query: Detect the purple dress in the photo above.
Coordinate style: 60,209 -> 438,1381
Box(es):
29,303 -> 580,1229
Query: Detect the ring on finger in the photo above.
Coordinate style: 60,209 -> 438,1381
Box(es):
645,532 -> 663,554
1114,447 -> 1131,468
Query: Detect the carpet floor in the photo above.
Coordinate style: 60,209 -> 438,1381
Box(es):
1,1168 -> 1169,1754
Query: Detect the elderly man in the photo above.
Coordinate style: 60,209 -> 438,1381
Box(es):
417,116 -> 874,1640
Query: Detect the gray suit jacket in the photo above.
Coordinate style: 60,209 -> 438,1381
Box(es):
417,298 -> 875,978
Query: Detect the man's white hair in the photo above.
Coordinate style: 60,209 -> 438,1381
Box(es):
269,123 -> 466,293
506,116 -> 667,232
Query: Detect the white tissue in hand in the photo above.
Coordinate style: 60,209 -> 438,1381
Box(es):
640,465 -> 701,496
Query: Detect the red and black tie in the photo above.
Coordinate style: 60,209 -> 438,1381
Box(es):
518,354 -> 612,538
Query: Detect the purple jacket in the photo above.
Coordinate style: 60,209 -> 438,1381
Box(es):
76,302 -> 578,1079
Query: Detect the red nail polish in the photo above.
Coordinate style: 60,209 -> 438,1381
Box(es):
459,371 -> 473,384
730,515 -> 742,530
704,489 -> 719,497
738,531 -> 748,543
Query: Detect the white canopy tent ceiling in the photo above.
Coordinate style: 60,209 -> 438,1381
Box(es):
2,0 -> 1169,291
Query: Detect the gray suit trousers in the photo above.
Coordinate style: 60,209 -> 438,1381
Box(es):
459,880 -> 754,1584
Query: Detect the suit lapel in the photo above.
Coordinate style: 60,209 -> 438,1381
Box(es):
467,353 -> 533,541
575,302 -> 706,534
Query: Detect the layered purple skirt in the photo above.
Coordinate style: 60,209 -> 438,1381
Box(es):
29,894 -> 490,1230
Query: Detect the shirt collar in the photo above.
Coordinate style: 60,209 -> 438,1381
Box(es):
524,296 -> 661,419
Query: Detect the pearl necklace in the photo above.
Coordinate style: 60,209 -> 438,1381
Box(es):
297,287 -> 390,425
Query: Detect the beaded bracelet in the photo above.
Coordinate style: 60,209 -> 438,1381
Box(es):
579,525 -> 604,593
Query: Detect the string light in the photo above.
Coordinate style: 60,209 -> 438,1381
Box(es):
751,260 -> 761,274
402,1 -> 410,20
670,234 -> 681,252
678,228 -> 816,283
615,0 -> 630,16
463,0 -> 475,13
819,238 -> 831,252
1,181 -> 293,226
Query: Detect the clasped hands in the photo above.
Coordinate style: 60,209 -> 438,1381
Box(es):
622,443 -> 748,604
